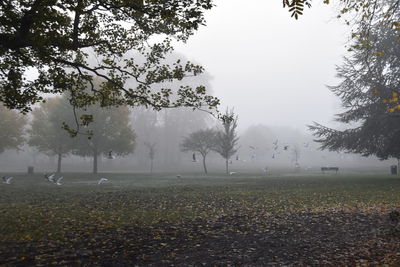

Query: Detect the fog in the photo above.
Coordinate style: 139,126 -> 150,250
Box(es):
0,1 -> 396,174
174,0 -> 347,132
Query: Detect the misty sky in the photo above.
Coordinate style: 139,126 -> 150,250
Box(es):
174,0 -> 349,132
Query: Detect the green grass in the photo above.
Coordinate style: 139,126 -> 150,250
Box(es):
1,172 -> 400,242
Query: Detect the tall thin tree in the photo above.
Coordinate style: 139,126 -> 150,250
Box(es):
214,109 -> 239,174
144,142 -> 157,173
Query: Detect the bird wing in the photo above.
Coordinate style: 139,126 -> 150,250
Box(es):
98,178 -> 108,184
57,176 -> 63,183
48,174 -> 55,182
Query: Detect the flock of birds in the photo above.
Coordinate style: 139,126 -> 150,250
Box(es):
2,142 -> 312,186
1,174 -> 110,186
190,139 -> 311,163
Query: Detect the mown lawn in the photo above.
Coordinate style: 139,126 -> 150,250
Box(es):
1,173 -> 400,266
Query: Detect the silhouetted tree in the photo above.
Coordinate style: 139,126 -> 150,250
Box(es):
0,1 -> 219,116
309,5 -> 400,171
291,145 -> 301,170
214,109 -> 239,174
181,128 -> 217,174
144,142 -> 157,173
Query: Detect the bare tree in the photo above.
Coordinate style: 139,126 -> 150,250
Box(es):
292,145 -> 301,171
144,142 -> 157,173
214,109 -> 239,174
181,129 -> 217,174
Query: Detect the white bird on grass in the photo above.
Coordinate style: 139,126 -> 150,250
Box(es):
44,173 -> 55,183
2,176 -> 13,184
229,172 -> 237,175
98,178 -> 109,184
55,176 -> 63,186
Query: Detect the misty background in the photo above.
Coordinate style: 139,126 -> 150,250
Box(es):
0,0 -> 393,174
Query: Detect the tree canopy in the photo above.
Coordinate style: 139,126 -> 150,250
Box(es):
72,104 -> 136,174
28,96 -> 76,172
0,0 -> 219,115
181,128 -> 217,174
0,105 -> 26,153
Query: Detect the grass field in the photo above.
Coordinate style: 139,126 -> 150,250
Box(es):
1,172 -> 400,266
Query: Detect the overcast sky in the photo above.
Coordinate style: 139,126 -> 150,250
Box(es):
174,0 -> 349,132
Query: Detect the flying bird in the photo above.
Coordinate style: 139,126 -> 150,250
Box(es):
2,176 -> 13,184
273,140 -> 278,145
98,178 -> 109,184
283,145 -> 289,150
176,175 -> 182,178
249,146 -> 256,150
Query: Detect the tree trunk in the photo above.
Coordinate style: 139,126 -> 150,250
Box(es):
93,149 -> 98,174
225,158 -> 229,174
57,152 -> 62,173
202,154 -> 208,174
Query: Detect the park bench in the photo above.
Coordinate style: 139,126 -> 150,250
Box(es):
321,167 -> 339,174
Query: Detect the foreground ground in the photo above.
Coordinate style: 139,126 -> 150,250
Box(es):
1,172 -> 400,266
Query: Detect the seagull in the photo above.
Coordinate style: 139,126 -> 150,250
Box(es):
2,176 -> 13,184
55,176 -> 63,186
229,171 -> 237,175
283,145 -> 289,150
98,178 -> 109,184
249,146 -> 256,150
44,173 -> 55,183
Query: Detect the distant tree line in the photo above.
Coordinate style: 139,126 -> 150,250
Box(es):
0,94 -> 136,174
